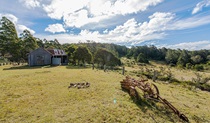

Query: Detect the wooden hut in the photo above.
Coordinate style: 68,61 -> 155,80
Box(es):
28,48 -> 68,66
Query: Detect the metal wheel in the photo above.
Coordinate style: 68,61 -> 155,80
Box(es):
150,83 -> 159,99
144,83 -> 159,99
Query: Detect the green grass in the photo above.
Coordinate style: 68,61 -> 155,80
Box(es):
1,65 -> 210,122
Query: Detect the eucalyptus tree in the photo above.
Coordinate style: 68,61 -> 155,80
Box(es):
19,29 -> 38,61
73,46 -> 92,66
94,48 -> 121,67
0,16 -> 20,61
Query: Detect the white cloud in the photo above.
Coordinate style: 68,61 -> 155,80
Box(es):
19,0 -> 41,9
43,0 -> 164,28
17,25 -> 35,34
105,18 -> 139,42
103,29 -> 108,34
45,23 -> 66,33
79,30 -> 101,41
35,33 -> 89,44
37,11 -> 210,47
0,13 -> 35,35
130,13 -> 210,44
63,10 -> 89,28
138,12 -> 174,37
36,12 -> 173,44
43,0 -> 88,20
162,41 -> 210,50
89,0 -> 164,16
0,13 -> 18,24
192,0 -> 210,14
169,14 -> 210,30
36,30 -> 107,44
103,12 -> 174,44
171,16 -> 210,30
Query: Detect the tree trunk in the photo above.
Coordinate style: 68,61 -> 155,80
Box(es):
92,63 -> 95,70
104,64 -> 106,72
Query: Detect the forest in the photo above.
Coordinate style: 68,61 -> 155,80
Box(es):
1,16 -> 210,71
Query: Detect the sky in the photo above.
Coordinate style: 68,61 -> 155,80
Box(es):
0,0 -> 210,50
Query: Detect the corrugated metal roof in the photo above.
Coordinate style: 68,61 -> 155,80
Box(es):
47,49 -> 66,56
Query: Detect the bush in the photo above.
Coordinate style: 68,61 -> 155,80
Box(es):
190,82 -> 210,92
169,63 -> 176,67
137,53 -> 149,63
137,63 -> 146,66
194,64 -> 204,71
141,72 -> 153,79
158,76 -> 169,81
186,63 -> 193,69
0,57 -> 9,63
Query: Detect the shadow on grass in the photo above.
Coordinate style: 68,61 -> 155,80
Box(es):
66,65 -> 92,69
122,88 -> 181,123
3,65 -> 58,70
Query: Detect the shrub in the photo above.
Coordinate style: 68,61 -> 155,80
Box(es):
137,53 -> 149,63
169,63 -> 176,67
186,63 -> 193,69
194,64 -> 204,71
200,84 -> 210,91
158,76 -> 169,81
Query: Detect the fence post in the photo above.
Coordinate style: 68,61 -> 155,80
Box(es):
92,63 -> 95,70
104,65 -> 106,72
122,66 -> 125,75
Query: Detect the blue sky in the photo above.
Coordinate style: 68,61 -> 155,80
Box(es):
0,0 -> 210,50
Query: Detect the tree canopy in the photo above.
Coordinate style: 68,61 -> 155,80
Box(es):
94,48 -> 121,66
137,53 -> 149,63
0,16 -> 20,61
0,16 -> 210,69
73,46 -> 92,65
19,29 -> 38,61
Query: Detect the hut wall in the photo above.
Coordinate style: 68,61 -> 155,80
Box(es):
28,48 -> 51,66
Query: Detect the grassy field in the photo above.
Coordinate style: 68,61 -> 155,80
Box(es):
1,65 -> 210,123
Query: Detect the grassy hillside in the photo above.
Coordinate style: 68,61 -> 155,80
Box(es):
0,65 -> 210,123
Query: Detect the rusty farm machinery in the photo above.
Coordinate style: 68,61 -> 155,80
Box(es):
120,76 -> 189,122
